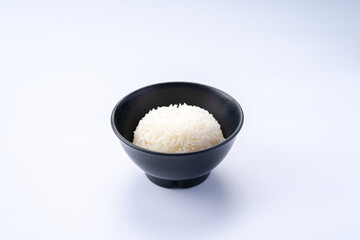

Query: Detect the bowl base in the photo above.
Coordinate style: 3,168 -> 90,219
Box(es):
145,172 -> 210,189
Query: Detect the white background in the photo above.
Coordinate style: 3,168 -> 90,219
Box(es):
1,1 -> 359,239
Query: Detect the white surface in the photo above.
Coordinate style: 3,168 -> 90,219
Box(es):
1,1 -> 360,239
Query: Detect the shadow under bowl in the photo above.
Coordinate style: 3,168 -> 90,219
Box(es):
111,82 -> 244,188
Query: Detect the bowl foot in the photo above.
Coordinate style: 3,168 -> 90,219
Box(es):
145,172 -> 210,189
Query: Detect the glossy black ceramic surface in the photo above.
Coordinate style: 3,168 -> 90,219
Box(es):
111,82 -> 244,188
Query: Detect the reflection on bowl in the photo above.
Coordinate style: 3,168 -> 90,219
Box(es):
111,82 -> 244,188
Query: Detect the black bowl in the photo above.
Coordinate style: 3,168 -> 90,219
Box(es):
111,82 -> 244,188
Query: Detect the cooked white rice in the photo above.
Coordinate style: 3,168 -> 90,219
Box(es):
133,103 -> 225,153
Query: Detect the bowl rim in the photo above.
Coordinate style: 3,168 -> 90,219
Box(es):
111,81 -> 244,156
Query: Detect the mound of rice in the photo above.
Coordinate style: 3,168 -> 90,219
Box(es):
133,103 -> 225,153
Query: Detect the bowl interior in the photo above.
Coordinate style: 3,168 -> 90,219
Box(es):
113,82 -> 243,145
